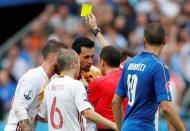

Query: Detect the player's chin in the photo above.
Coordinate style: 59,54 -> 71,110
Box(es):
54,64 -> 61,75
83,66 -> 91,72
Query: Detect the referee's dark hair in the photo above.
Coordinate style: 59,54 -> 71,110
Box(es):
100,46 -> 121,67
144,23 -> 166,46
72,37 -> 94,54
42,39 -> 68,59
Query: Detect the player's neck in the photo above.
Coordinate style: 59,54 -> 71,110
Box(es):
41,62 -> 54,79
105,66 -> 119,75
144,46 -> 162,57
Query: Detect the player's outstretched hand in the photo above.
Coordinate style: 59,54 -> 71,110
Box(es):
86,13 -> 98,30
113,123 -> 118,131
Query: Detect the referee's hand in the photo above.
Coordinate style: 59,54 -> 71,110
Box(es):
86,13 -> 98,30
113,123 -> 118,131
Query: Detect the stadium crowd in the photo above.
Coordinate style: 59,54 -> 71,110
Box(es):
0,0 -> 190,129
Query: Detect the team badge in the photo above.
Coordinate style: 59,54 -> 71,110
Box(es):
24,89 -> 33,100
165,81 -> 170,91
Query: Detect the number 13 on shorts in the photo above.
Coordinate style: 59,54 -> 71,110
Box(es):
127,74 -> 138,106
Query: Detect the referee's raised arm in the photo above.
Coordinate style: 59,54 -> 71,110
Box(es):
85,13 -> 109,48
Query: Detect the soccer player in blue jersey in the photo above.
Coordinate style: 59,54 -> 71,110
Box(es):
112,23 -> 186,131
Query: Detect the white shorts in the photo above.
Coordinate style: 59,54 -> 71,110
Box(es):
4,124 -> 18,131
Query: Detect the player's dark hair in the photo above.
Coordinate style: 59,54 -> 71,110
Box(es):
100,46 -> 121,67
57,49 -> 78,71
72,37 -> 94,54
144,23 -> 166,46
42,39 -> 68,59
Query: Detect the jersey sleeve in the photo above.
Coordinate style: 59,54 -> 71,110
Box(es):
87,80 -> 101,105
38,89 -> 47,119
154,65 -> 172,103
13,73 -> 41,121
74,82 -> 92,113
116,64 -> 127,97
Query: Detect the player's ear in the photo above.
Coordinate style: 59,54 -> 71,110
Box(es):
72,62 -> 77,69
99,58 -> 104,67
143,37 -> 148,44
143,37 -> 148,47
102,60 -> 106,67
163,36 -> 167,45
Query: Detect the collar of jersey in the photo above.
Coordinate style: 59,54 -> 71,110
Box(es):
58,74 -> 73,81
141,51 -> 157,57
40,66 -> 49,82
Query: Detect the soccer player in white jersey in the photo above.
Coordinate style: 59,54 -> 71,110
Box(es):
38,49 -> 117,131
5,39 -> 67,131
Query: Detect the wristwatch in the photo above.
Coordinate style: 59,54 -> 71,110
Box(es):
92,27 -> 102,36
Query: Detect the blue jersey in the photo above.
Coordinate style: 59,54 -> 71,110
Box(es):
116,51 -> 172,131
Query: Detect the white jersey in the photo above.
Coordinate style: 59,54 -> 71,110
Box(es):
38,75 -> 92,131
80,65 -> 101,131
5,66 -> 49,131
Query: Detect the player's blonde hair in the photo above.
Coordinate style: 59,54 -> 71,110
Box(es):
57,49 -> 79,71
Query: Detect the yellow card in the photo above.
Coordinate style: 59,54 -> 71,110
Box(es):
81,4 -> 92,16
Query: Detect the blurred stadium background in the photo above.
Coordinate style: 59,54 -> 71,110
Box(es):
0,0 -> 190,130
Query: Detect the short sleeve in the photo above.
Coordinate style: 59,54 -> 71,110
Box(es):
154,65 -> 172,103
14,73 -> 41,121
74,82 -> 92,113
116,64 -> 127,97
87,80 -> 101,105
14,74 -> 40,108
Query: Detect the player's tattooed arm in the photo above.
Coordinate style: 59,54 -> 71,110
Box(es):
160,101 -> 186,131
112,94 -> 124,131
82,108 -> 117,130
36,115 -> 48,123
18,119 -> 34,131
